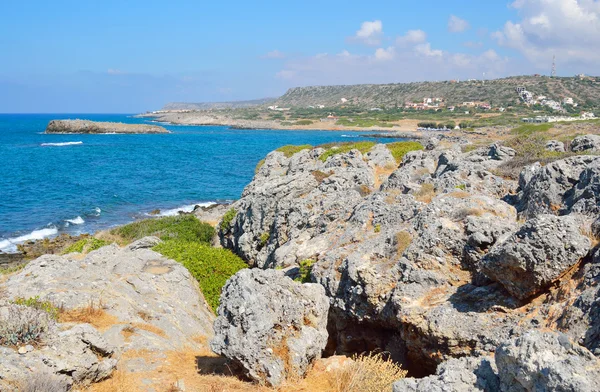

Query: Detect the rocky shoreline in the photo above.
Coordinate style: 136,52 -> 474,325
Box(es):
3,131 -> 600,391
45,119 -> 169,134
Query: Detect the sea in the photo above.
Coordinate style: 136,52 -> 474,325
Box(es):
0,113 -> 397,253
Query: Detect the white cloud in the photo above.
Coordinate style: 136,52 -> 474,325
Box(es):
415,43 -> 443,57
374,47 -> 395,61
493,0 -> 600,70
263,50 -> 285,59
275,70 -> 297,79
396,29 -> 427,46
448,15 -> 470,33
351,20 -> 383,46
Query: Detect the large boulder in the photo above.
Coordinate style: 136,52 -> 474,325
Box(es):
571,134 -> 600,152
545,139 -> 565,152
0,305 -> 116,389
482,215 -> 591,299
496,330 -> 600,392
393,356 -> 500,392
211,269 -> 329,387
0,237 -> 215,389
515,155 -> 600,219
220,147 -> 379,268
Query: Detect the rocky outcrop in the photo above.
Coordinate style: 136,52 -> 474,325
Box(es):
496,331 -> 600,392
221,142 -> 600,381
0,237 -> 214,389
545,139 -> 565,152
211,269 -> 329,387
571,134 -> 600,152
45,119 -> 169,134
393,356 -> 500,392
514,155 -> 600,219
395,331 -> 600,392
482,214 -> 591,299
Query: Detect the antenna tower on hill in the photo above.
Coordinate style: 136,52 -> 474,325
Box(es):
551,55 -> 556,77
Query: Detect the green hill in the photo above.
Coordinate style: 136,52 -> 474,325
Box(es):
275,76 -> 600,110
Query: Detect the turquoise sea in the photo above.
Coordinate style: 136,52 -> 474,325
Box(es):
0,114 -> 395,252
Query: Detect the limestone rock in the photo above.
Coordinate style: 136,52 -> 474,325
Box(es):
571,134 -> 600,152
393,356 -> 500,392
482,214 -> 591,299
211,269 -> 329,387
545,139 -> 565,152
515,155 -> 600,218
45,119 -> 169,134
496,330 -> 600,392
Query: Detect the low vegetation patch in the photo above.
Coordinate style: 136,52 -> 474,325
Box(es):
13,296 -> 59,320
311,170 -> 332,183
0,263 -> 26,276
318,141 -> 376,162
385,141 -> 424,164
276,144 -> 313,158
255,158 -> 266,173
511,122 -> 554,136
259,232 -> 270,246
0,304 -> 53,346
294,259 -> 315,284
220,208 -> 237,232
112,215 -> 214,244
153,240 -> 247,312
62,238 -> 111,254
58,300 -> 118,331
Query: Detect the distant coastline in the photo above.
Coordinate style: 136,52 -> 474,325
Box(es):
45,119 -> 169,134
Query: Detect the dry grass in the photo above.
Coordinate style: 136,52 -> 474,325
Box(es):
58,300 -> 119,331
131,322 -> 167,338
81,369 -> 140,392
453,208 -> 486,221
311,170 -> 333,184
395,231 -> 412,256
414,183 -> 436,203
326,353 -> 407,392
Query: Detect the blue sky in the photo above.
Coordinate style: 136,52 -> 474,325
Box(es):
1,0 -> 599,112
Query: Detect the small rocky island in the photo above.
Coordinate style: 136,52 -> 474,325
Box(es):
45,119 -> 169,134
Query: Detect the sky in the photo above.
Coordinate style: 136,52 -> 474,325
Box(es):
1,0 -> 599,113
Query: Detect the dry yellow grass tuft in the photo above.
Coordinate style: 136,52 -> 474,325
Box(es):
58,300 -> 119,331
395,231 -> 412,256
414,183 -> 436,203
80,369 -> 140,392
131,322 -> 167,338
328,353 -> 407,392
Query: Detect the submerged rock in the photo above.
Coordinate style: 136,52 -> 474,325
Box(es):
211,269 -> 329,387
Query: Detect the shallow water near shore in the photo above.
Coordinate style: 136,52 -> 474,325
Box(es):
0,113 -> 400,252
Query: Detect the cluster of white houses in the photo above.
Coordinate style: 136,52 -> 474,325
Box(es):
515,87 -> 578,112
522,112 -> 596,123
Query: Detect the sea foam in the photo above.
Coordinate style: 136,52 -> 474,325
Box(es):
41,141 -> 83,147
65,216 -> 85,225
155,202 -> 217,217
0,227 -> 59,253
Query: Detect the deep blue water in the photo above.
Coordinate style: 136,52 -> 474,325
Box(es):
0,114 -> 395,252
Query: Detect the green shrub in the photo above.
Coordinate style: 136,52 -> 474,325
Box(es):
255,159 -> 266,173
385,141 -> 424,164
62,238 -> 111,254
319,141 -> 376,162
259,232 -> 270,246
374,224 -> 381,233
220,208 -> 237,232
0,305 -> 53,346
295,259 -> 315,283
511,123 -> 553,136
112,215 -> 214,244
455,184 -> 467,191
13,296 -> 59,320
153,240 -> 247,312
295,119 -> 313,125
276,144 -> 313,158
0,263 -> 26,275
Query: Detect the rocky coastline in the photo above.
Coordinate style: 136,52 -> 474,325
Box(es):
45,119 -> 169,134
3,130 -> 600,390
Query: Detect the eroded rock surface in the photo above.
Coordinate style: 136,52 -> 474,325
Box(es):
0,237 -> 214,389
212,269 -> 329,386
571,134 -> 600,152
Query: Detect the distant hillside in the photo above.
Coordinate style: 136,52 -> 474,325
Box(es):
275,76 -> 600,108
162,98 -> 276,110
